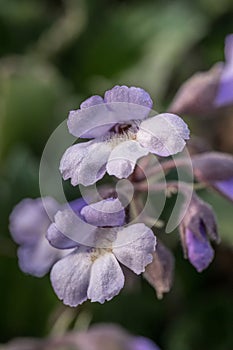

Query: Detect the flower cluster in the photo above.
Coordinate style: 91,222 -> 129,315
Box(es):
9,76 -> 233,307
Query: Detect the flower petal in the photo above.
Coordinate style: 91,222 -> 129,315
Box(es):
60,141 -> 111,186
213,178 -> 233,202
87,252 -> 124,303
215,35 -> 233,107
47,223 -> 79,249
9,197 -> 60,245
137,113 -> 190,156
112,224 -> 156,274
80,95 -> 104,109
81,198 -> 125,227
128,337 -> 161,350
50,247 -> 92,307
104,85 -> 153,109
186,226 -> 214,272
18,236 -> 61,277
106,140 -> 149,178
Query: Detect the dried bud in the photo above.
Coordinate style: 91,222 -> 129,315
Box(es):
192,152 -> 233,202
168,63 -> 223,117
143,240 -> 174,299
179,194 -> 220,272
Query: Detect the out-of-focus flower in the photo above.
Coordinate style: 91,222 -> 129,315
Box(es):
1,324 -> 160,350
47,198 -> 156,307
60,85 -> 189,186
9,197 -> 63,277
215,34 -> 233,107
9,197 -> 86,277
143,240 -> 174,299
169,34 -> 233,116
192,151 -> 233,202
179,194 -> 220,272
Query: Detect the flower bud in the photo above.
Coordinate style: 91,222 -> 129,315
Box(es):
192,152 -> 233,202
179,194 -> 220,272
168,63 -> 223,117
143,240 -> 174,299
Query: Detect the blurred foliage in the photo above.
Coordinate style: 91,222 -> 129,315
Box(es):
0,0 -> 233,349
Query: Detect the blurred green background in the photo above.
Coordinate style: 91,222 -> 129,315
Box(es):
0,0 -> 233,349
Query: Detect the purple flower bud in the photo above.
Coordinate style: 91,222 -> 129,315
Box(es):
143,240 -> 174,299
192,152 -> 233,202
168,63 -> 222,116
179,194 -> 220,272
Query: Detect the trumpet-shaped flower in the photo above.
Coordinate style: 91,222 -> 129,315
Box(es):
47,198 -> 156,306
60,85 -> 189,186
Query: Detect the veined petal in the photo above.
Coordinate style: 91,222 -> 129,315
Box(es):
59,140 -> 93,185
50,247 -> 92,307
106,140 -> 149,178
104,85 -> 153,109
87,252 -> 124,303
112,224 -> 156,274
137,113 -> 190,157
18,236 -> 61,277
60,141 -> 111,186
81,198 -> 125,227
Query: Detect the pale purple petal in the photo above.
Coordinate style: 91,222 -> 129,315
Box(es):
137,113 -> 190,157
18,236 -> 61,277
50,247 -> 92,307
80,95 -> 104,109
59,140 -> 93,185
213,178 -> 233,202
67,86 -> 152,139
68,198 -> 87,213
225,34 -> 233,63
186,226 -> 214,272
104,85 -> 153,109
46,198 -> 87,249
9,197 -> 60,245
80,198 -> 125,227
106,140 -> 149,178
129,337 -> 160,350
60,141 -> 111,186
215,34 -> 233,106
51,208 -> 99,247
87,252 -> 124,303
112,224 -> 156,274
47,223 -> 79,249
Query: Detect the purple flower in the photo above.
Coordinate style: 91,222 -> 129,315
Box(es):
9,197 -> 86,277
47,198 -> 156,306
192,151 -> 233,202
60,85 -> 189,186
1,324 -> 160,350
215,34 -> 233,107
179,194 -> 220,272
9,197 -> 63,277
